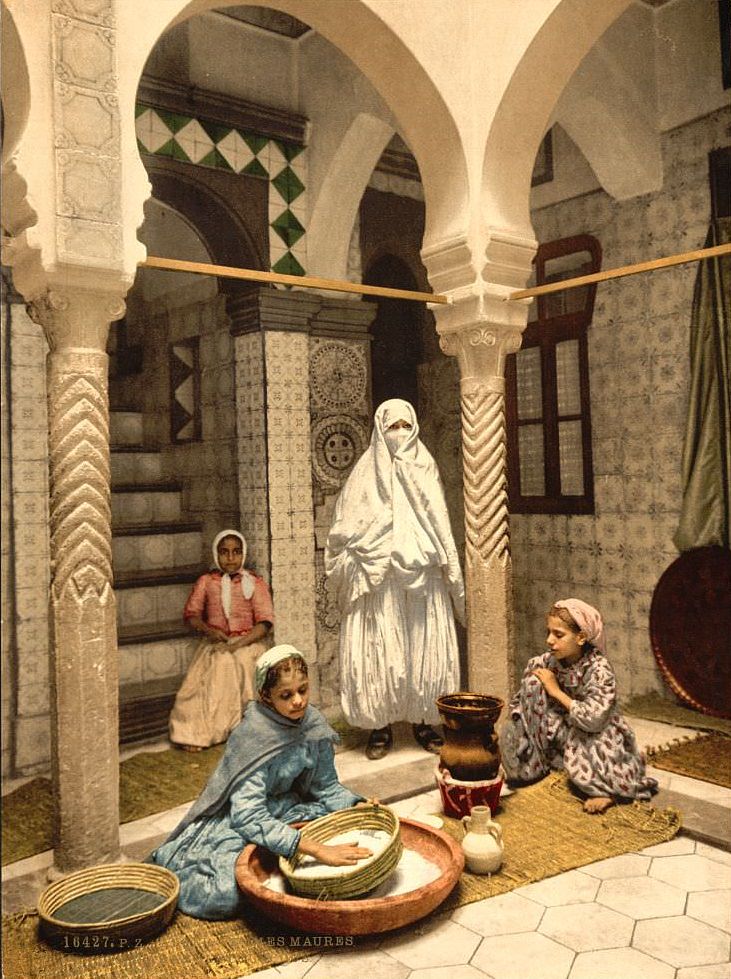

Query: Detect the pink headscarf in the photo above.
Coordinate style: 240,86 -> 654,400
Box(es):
554,598 -> 606,653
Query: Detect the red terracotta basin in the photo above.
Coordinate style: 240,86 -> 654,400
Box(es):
235,818 -> 464,936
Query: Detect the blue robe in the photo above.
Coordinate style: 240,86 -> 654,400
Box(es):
150,702 -> 362,919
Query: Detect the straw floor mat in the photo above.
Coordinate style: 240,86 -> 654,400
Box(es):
2,745 -> 226,867
2,772 -> 680,979
3,727 -> 366,867
624,693 -> 731,736
647,732 -> 731,788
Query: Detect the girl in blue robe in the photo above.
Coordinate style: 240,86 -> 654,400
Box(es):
150,645 -> 370,919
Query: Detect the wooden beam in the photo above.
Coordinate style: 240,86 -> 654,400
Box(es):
507,243 -> 731,301
140,256 -> 449,305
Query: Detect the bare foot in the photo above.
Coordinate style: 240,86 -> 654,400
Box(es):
584,796 -> 614,814
181,744 -> 204,753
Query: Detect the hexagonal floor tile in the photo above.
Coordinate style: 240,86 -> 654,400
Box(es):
597,874 -> 686,919
451,891 -> 544,937
676,964 -> 731,979
641,838 -> 696,857
516,869 -> 599,906
581,853 -> 651,879
651,855 -> 731,892
540,901 -> 633,951
305,949 -> 409,979
569,946 -> 675,979
472,931 -> 574,979
634,916 -> 731,967
695,843 -> 731,868
687,890 -> 731,933
409,966 -> 488,979
380,917 -> 481,970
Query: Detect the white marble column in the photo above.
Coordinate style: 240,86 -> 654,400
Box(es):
29,286 -> 126,875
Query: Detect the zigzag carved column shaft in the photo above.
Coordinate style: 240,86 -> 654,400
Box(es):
31,288 -> 124,874
440,327 -> 522,705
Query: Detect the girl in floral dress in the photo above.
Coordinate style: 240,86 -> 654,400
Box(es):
500,598 -> 657,813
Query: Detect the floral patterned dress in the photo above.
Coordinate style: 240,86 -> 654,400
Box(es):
501,649 -> 658,801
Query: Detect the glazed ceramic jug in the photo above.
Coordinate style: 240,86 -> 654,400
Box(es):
461,805 -> 504,874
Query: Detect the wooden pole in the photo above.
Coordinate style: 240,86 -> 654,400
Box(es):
507,242 -> 731,302
140,255 -> 449,305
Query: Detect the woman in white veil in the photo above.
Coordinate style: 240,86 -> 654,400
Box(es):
325,399 -> 465,759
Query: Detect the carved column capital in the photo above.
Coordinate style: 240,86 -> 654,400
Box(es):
28,283 -> 126,351
439,324 -> 523,394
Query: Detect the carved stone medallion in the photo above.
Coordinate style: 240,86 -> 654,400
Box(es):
312,414 -> 369,489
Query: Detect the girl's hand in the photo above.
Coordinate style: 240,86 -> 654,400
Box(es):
532,667 -> 562,698
227,635 -> 250,650
313,841 -> 372,867
207,627 -> 229,643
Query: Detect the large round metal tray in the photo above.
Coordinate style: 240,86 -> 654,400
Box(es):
235,817 -> 464,935
650,545 -> 731,718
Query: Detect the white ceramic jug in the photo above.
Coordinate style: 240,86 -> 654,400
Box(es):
461,805 -> 503,874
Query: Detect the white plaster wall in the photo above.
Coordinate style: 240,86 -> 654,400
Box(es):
137,200 -> 216,306
530,124 -> 601,211
655,0 -> 729,132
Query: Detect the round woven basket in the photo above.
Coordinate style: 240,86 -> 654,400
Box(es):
279,804 -> 402,900
37,862 -> 179,953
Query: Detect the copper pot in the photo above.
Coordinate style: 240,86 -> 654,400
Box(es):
436,692 -> 504,782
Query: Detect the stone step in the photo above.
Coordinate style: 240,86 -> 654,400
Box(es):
118,618 -> 191,646
111,448 -> 163,484
112,523 -> 202,573
111,489 -> 183,526
118,633 -> 197,689
114,565 -> 201,629
109,411 -> 143,446
119,677 -> 180,745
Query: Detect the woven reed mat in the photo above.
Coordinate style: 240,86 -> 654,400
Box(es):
624,693 -> 731,736
2,745 -> 225,866
1,772 -> 680,979
646,732 -> 731,789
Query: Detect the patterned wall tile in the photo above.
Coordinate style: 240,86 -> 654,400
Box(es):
136,104 -> 308,277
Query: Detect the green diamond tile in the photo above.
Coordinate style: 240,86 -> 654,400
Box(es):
243,157 -> 269,178
243,132 -> 268,154
200,119 -> 233,144
272,252 -> 305,277
271,167 -> 305,204
199,147 -> 234,171
135,102 -> 147,118
275,140 -> 305,162
169,139 -> 192,162
152,137 -> 176,158
271,210 -> 305,247
154,108 -> 191,135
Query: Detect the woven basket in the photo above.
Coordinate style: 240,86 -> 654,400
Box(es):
279,804 -> 402,900
37,862 -> 179,952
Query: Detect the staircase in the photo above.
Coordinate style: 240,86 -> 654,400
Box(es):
110,409 -> 201,744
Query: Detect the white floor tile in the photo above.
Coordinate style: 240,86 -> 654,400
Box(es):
472,930 -> 575,979
633,916 -> 731,968
581,853 -> 651,879
516,870 -> 599,906
380,917 -> 481,970
696,844 -> 731,868
677,965 -> 731,979
641,837 -> 696,857
451,890 -> 544,937
305,949 -> 409,979
569,947 -> 674,979
650,854 -> 731,892
687,890 -> 731,933
409,966 -> 487,979
539,902 -> 633,951
596,875 -> 686,919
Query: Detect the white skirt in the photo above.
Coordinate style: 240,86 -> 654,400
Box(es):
338,571 -> 460,728
169,638 -> 270,748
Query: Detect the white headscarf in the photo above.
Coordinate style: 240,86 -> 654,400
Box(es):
212,529 -> 256,620
554,598 -> 606,653
325,399 -> 464,607
255,644 -> 306,693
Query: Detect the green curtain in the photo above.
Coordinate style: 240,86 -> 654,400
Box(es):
674,217 -> 731,552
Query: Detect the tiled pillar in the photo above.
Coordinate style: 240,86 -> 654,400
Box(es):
29,286 -> 126,875
8,302 -> 52,773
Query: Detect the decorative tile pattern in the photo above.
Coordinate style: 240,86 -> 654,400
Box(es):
135,104 -> 307,276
